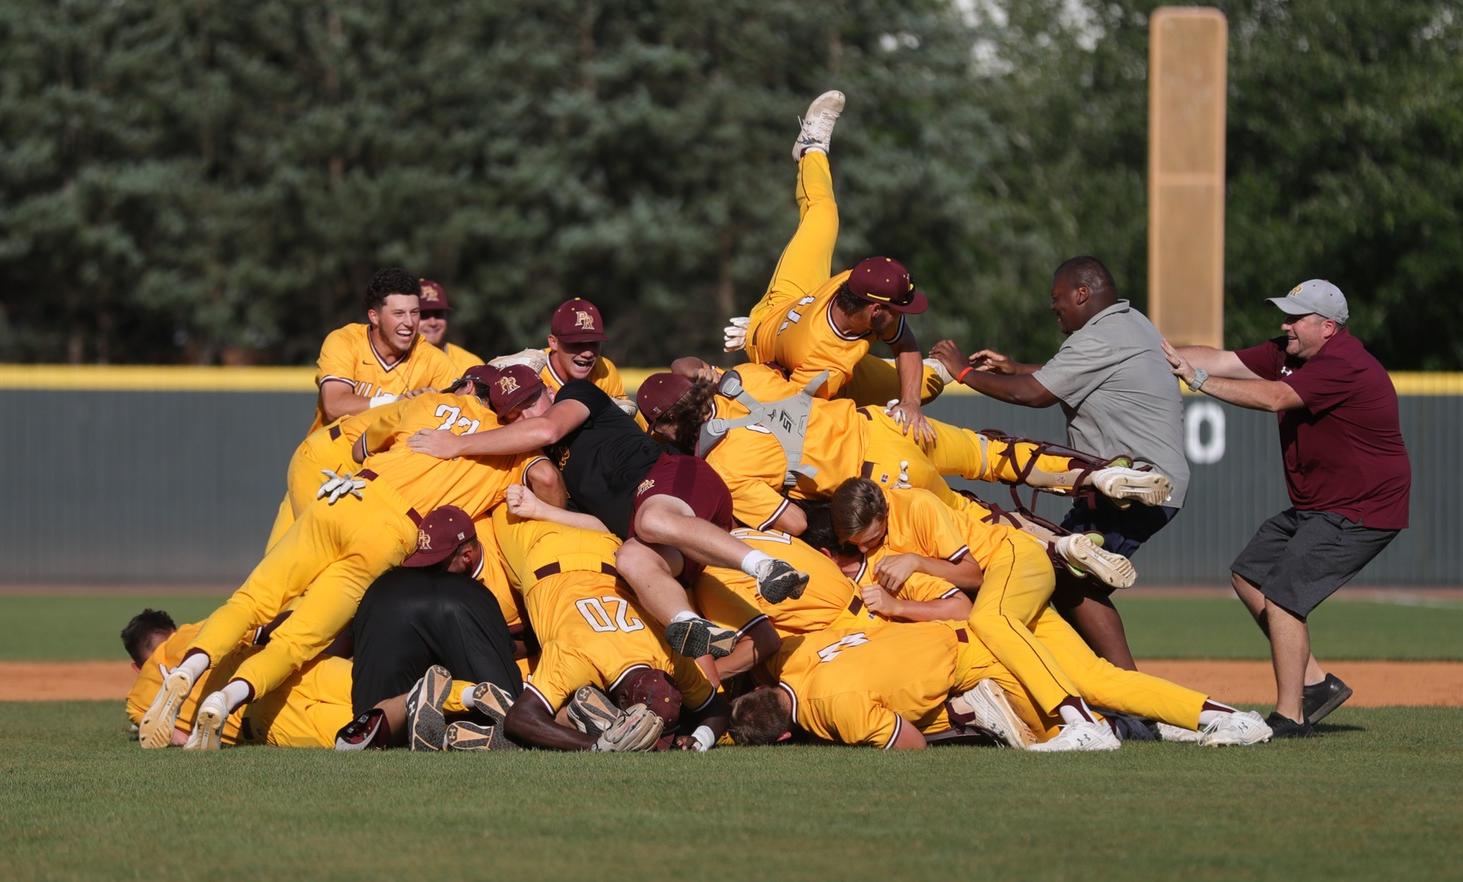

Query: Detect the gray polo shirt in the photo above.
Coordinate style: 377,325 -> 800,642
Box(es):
1031,300 -> 1190,507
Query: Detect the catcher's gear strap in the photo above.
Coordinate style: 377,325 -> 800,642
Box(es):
977,428 -> 1126,511
962,490 -> 1073,569
697,369 -> 826,490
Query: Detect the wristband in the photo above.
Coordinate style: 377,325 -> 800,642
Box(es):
691,725 -> 715,752
955,365 -> 975,384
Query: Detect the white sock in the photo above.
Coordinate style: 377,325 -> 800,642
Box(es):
1058,699 -> 1095,726
176,652 -> 210,681
221,680 -> 252,712
459,684 -> 476,709
740,550 -> 772,577
670,610 -> 699,625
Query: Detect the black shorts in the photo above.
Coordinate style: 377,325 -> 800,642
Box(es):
628,452 -> 734,587
1230,508 -> 1398,617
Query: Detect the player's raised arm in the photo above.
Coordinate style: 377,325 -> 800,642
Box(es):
410,395 -> 589,459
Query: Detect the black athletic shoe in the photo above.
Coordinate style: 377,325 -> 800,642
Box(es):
1264,711 -> 1316,739
1303,674 -> 1353,725
756,559 -> 809,604
1102,711 -> 1159,742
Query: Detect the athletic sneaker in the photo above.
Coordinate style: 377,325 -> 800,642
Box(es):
1303,674 -> 1353,724
1053,533 -> 1137,589
183,691 -> 229,751
947,679 -> 1035,749
466,681 -> 515,727
1091,466 -> 1174,507
444,720 -> 516,751
139,667 -> 195,749
1156,722 -> 1203,743
755,558 -> 809,604
1264,711 -> 1316,739
664,616 -> 737,659
792,90 -> 845,161
1028,720 -> 1121,752
406,664 -> 452,751
1199,710 -> 1273,747
567,685 -> 621,738
335,708 -> 387,751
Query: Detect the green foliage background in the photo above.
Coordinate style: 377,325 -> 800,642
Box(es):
1,0 -> 1459,368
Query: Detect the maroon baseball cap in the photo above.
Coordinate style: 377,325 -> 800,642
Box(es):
636,372 -> 692,423
847,257 -> 928,314
487,364 -> 545,415
419,279 -> 452,311
403,505 -> 476,568
611,668 -> 683,731
456,364 -> 499,397
550,298 -> 609,343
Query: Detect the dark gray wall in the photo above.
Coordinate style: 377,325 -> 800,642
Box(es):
0,388 -> 1443,585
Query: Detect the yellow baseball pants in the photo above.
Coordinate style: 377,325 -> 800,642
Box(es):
263,426 -> 360,551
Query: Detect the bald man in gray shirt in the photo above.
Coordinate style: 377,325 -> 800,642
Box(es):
932,256 -> 1188,671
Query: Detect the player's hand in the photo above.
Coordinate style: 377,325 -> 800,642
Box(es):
930,339 -> 970,380
407,428 -> 463,459
860,583 -> 902,617
889,400 -> 936,448
722,316 -> 750,352
1160,339 -> 1194,384
873,553 -> 920,593
505,484 -> 545,519
402,387 -> 434,399
970,348 -> 1016,375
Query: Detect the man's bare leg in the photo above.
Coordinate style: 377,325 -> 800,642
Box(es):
1054,589 -> 1137,671
1233,572 -> 1325,685
1265,598 -> 1311,722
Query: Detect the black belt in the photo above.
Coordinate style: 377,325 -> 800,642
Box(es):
354,470 -> 422,525
533,561 -> 618,581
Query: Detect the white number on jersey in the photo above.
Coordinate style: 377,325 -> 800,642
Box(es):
434,404 -> 481,435
575,596 -> 646,634
816,632 -> 870,664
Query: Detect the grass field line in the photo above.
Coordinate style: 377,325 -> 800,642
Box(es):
6,659 -> 1461,706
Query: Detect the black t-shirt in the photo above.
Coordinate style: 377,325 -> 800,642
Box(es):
549,379 -> 665,538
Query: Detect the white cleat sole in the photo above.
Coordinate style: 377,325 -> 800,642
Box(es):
184,699 -> 226,751
1059,534 -> 1137,589
139,670 -> 193,749
1095,469 -> 1173,507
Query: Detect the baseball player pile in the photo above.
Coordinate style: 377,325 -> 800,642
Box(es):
123,91 -> 1274,755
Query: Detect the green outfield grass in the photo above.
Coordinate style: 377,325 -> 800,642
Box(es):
4,592 -> 1460,663
2,702 -> 1460,882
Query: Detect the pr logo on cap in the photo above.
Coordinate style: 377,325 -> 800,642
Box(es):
416,528 -> 433,553
498,375 -> 520,396
574,310 -> 597,332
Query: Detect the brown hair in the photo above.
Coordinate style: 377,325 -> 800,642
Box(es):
655,376 -> 716,454
729,688 -> 792,746
830,478 -> 887,543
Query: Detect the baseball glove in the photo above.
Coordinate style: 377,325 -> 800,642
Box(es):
590,703 -> 663,753
567,685 -> 620,738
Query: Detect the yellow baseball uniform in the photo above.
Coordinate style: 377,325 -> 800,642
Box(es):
540,353 -> 626,398
692,528 -> 870,639
126,624 -> 252,744
264,403 -> 406,551
743,151 -> 942,405
190,396 -> 540,702
238,655 -> 355,748
771,619 -> 1032,747
854,549 -> 963,604
705,388 -> 1085,529
441,342 -> 485,376
489,507 -> 621,635
309,322 -> 459,434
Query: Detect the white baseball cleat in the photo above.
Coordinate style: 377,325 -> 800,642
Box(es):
792,90 -> 845,161
1028,720 -> 1122,752
139,667 -> 195,749
183,691 -> 229,751
1091,466 -> 1173,507
1199,710 -> 1274,747
1054,533 -> 1137,589
1156,722 -> 1204,743
948,679 -> 1035,749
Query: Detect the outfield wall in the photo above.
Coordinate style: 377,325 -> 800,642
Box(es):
0,367 -> 1452,586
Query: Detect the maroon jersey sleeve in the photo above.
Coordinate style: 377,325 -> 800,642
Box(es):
1234,337 -> 1287,381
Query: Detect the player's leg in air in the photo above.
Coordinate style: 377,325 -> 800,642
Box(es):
738,90 -> 844,360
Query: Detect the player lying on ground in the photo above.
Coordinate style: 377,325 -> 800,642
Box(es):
406,364 -> 809,660
647,363 -> 1164,588
729,615 -> 1271,750
826,479 -> 1271,750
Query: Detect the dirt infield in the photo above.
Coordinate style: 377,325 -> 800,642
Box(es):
3,659 -> 1461,705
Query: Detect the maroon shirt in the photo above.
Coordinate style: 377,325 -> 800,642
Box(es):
1235,330 -> 1410,529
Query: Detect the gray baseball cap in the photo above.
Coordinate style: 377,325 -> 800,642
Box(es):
1267,279 -> 1349,324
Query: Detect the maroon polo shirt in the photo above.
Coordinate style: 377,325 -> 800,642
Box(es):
1235,330 -> 1410,529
